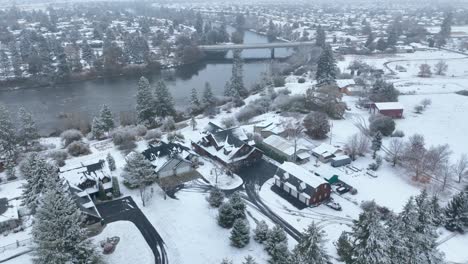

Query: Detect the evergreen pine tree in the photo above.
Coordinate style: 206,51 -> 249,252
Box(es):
315,45 -> 337,85
122,152 -> 156,206
32,179 -> 101,264
395,197 -> 419,264
21,153 -> 58,213
111,176 -> 121,197
190,115 -> 197,131
18,107 -> 39,146
220,258 -> 233,264
5,158 -> 16,180
218,203 -> 236,228
136,76 -> 156,126
315,25 -> 326,47
227,51 -> 248,98
98,182 -> 107,200
429,195 -> 445,226
266,225 -> 288,254
207,187 -> 224,207
107,153 -> 116,171
371,131 -> 383,159
81,40 -> 94,66
351,205 -> 391,264
269,241 -> 291,264
335,232 -> 353,264
154,80 -> 176,118
253,220 -> 269,243
445,191 -> 468,233
8,42 -> 22,78
0,104 -> 17,159
229,192 -> 246,220
190,87 -> 201,114
99,104 -> 115,131
292,222 -> 330,264
230,219 -> 250,248
91,116 -> 106,140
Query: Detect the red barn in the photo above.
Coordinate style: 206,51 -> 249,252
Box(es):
371,102 -> 404,118
273,162 -> 331,206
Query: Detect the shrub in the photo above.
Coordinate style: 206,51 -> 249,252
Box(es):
221,116 -> 237,128
207,188 -> 225,208
236,105 -> 263,123
48,150 -> 68,167
414,105 -> 424,114
391,130 -> 405,138
298,77 -> 306,83
276,88 -> 291,96
67,141 -> 91,157
369,115 -> 395,136
144,129 -> 162,142
135,125 -> 148,137
60,129 -> 83,147
167,131 -> 185,142
111,127 -> 137,152
456,90 -> 468,96
161,117 -> 176,132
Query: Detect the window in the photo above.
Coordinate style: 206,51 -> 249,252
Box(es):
318,195 -> 322,200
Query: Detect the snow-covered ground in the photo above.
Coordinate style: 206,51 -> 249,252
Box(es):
91,221 -> 154,264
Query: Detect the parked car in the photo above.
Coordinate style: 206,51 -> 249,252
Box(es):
325,199 -> 342,211
336,186 -> 350,194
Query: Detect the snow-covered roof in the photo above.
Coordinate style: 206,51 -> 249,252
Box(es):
312,143 -> 340,157
0,198 -> 19,223
374,102 -> 404,111
263,135 -> 309,157
331,155 -> 351,161
279,162 -> 327,188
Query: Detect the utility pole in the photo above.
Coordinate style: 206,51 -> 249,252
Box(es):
329,120 -> 333,145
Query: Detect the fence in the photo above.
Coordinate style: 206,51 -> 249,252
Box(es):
0,238 -> 33,254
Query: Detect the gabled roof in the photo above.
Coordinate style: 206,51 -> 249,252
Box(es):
211,127 -> 247,148
312,143 -> 340,157
67,184 -> 101,219
278,162 -> 328,189
142,141 -> 190,160
374,102 -> 404,111
158,157 -> 192,173
263,135 -> 310,157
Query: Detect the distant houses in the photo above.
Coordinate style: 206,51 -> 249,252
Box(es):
192,127 -> 263,171
370,102 -> 404,118
273,162 -> 331,206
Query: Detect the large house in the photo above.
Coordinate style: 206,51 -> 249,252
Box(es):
273,162 -> 331,206
262,135 -> 311,162
59,160 -> 113,199
370,102 -> 404,118
253,121 -> 287,139
142,141 -> 197,180
192,127 -> 263,171
67,184 -> 102,225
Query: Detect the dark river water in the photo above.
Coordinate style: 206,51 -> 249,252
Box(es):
0,28 -> 293,135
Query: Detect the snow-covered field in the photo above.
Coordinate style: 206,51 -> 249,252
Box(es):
92,221 -> 154,264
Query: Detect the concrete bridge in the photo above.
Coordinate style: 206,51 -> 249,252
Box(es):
198,41 -> 316,58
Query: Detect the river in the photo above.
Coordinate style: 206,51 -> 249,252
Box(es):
0,28 -> 293,135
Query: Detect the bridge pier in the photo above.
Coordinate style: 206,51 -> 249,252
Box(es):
270,48 -> 275,59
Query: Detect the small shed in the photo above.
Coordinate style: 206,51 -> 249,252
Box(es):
371,102 -> 404,118
331,155 -> 352,167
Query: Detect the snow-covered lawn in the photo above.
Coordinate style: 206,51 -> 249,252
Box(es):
197,158 -> 244,190
91,221 -> 154,264
136,188 -> 270,264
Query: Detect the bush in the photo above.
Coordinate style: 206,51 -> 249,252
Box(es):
167,131 -> 185,142
48,150 -> 68,167
207,188 -> 224,208
391,130 -> 405,137
298,77 -> 306,83
253,220 -> 269,243
368,155 -> 382,171
135,125 -> 148,137
414,105 -> 424,114
369,115 -> 395,136
456,90 -> 468,96
67,141 -> 91,157
221,116 -> 237,128
144,129 -> 162,142
161,117 -> 176,132
60,129 -> 83,147
111,127 -> 137,152
236,105 -> 263,123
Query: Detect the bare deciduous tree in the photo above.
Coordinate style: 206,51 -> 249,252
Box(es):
452,154 -> 468,183
418,63 -> 432,77
421,98 -> 432,109
425,144 -> 452,175
402,134 -> 427,181
437,162 -> 453,192
284,120 -> 304,162
344,133 -> 369,160
434,60 -> 448,75
387,138 -> 404,166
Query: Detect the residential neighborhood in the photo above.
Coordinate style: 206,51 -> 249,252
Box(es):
0,1 -> 468,264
